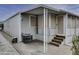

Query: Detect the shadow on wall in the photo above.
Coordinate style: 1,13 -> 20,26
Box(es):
0,23 -> 4,31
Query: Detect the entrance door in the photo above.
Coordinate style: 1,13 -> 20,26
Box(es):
31,16 -> 37,39
58,16 -> 63,34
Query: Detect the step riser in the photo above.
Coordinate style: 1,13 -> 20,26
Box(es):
50,35 -> 65,47
56,35 -> 65,39
52,39 -> 63,42
49,42 -> 59,47
54,37 -> 63,41
52,40 -> 61,44
55,37 -> 64,39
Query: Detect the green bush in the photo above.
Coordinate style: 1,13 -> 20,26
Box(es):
71,35 -> 79,55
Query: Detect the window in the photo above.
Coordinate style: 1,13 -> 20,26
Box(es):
31,16 -> 36,26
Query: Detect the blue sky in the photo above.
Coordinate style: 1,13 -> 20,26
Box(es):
0,4 -> 79,21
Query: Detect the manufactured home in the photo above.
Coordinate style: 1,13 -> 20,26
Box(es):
3,5 -> 79,50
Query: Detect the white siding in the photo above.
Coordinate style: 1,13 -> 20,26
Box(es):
48,14 -> 57,42
21,14 -> 44,41
21,14 -> 37,39
76,18 -> 79,35
37,15 -> 44,41
4,13 -> 21,42
21,14 -> 30,34
50,15 -> 56,35
65,16 -> 78,45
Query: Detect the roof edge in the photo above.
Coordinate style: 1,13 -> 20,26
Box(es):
2,4 -> 79,22
2,12 -> 20,22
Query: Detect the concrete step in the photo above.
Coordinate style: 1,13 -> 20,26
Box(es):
56,35 -> 65,39
50,34 -> 65,47
54,37 -> 64,41
52,39 -> 62,44
49,42 -> 60,47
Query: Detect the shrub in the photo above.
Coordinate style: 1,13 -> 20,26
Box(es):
71,35 -> 79,55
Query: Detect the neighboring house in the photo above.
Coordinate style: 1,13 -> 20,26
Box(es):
3,5 -> 79,47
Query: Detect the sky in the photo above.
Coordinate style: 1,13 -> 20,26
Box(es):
0,4 -> 79,21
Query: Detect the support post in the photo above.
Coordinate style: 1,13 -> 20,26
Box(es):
48,14 -> 51,36
18,13 -> 22,42
29,15 -> 31,34
43,8 -> 48,53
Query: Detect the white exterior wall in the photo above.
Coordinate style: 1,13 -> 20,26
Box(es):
37,15 -> 44,41
66,16 -> 74,45
63,14 -> 75,45
20,13 -> 79,44
21,14 -> 37,39
47,14 -> 79,45
3,12 -> 79,45
76,18 -> 79,35
48,14 -> 57,42
4,20 -> 10,34
48,14 -> 79,45
64,15 -> 79,46
4,13 -> 22,42
21,14 -> 30,34
21,14 -> 64,42
21,14 -> 44,41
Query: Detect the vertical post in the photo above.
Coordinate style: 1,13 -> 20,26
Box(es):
46,8 -> 48,53
29,15 -> 31,34
18,13 -> 22,42
36,15 -> 38,34
75,17 -> 77,35
48,14 -> 51,36
43,8 -> 48,53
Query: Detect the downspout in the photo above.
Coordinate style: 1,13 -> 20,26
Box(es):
75,17 -> 77,35
73,16 -> 76,36
36,15 -> 38,34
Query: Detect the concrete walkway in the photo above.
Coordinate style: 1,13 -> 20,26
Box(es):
0,32 -> 19,55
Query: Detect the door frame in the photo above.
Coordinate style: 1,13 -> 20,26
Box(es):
56,15 -> 64,34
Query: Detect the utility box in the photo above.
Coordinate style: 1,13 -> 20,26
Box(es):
22,33 -> 33,43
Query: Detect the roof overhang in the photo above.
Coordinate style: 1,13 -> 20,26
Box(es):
21,5 -> 66,15
2,4 -> 79,22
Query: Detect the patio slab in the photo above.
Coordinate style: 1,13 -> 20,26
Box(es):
12,42 -> 72,55
1,32 -> 72,55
